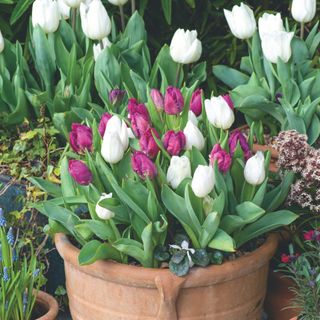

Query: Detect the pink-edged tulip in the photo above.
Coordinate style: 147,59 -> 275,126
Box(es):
150,89 -> 164,111
109,89 -> 125,105
128,98 -> 151,138
222,94 -> 234,110
164,86 -> 184,115
68,160 -> 93,185
131,151 -> 157,179
163,130 -> 186,156
190,88 -> 203,116
69,123 -> 93,153
209,144 -> 232,173
228,129 -> 251,161
139,128 -> 160,159
98,112 -> 112,137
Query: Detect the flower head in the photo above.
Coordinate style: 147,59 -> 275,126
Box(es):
209,144 -> 232,173
163,130 -> 186,156
131,151 -> 157,180
128,98 -> 151,138
69,123 -> 93,153
164,86 -> 184,115
0,208 -> 6,227
68,160 -> 93,185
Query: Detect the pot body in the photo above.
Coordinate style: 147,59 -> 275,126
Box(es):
55,233 -> 278,320
35,290 -> 59,320
265,272 -> 300,320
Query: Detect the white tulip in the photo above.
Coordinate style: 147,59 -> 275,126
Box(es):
292,0 -> 316,23
258,13 -> 284,38
58,0 -> 70,19
224,3 -> 256,40
32,0 -> 60,34
80,0 -> 111,40
183,120 -> 205,151
101,131 -> 125,164
170,29 -> 202,64
95,193 -> 115,220
63,0 -> 82,8
244,151 -> 266,186
261,31 -> 294,64
107,0 -> 128,6
105,115 -> 129,150
188,110 -> 198,126
0,31 -> 4,54
167,156 -> 192,189
191,165 -> 215,198
205,96 -> 235,130
93,37 -> 112,61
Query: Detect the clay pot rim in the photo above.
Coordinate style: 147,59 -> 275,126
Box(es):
55,232 -> 278,288
35,290 -> 59,320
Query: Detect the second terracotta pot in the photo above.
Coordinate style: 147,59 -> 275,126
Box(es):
55,233 -> 278,320
34,290 -> 59,320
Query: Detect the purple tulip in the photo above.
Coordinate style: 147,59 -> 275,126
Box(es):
109,89 -> 126,105
209,144 -> 232,173
68,160 -> 93,185
229,130 -> 251,161
222,94 -> 234,110
69,123 -> 93,153
190,88 -> 203,116
98,112 -> 112,137
164,86 -> 184,115
275,92 -> 283,104
128,98 -> 151,138
150,89 -> 164,111
163,130 -> 186,156
131,151 -> 157,179
139,128 -> 160,159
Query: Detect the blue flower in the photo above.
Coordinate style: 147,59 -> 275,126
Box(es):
3,267 -> 9,282
33,268 -> 40,277
0,208 -> 6,227
7,227 -> 15,246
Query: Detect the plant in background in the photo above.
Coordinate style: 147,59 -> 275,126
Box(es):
0,208 -> 46,320
279,229 -> 320,319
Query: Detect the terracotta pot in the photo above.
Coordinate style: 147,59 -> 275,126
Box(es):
34,290 -> 59,320
55,233 -> 278,320
265,272 -> 300,320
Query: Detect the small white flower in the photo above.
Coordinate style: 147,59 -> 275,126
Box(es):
93,37 -> 112,61
167,156 -> 192,189
244,151 -> 266,186
95,193 -> 115,220
292,0 -> 316,23
0,31 -> 4,54
258,13 -> 284,38
191,165 -> 215,198
107,0 -> 128,6
188,110 -> 198,126
183,120 -> 205,151
170,240 -> 195,267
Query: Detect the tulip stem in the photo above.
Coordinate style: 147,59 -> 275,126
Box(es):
100,41 -> 104,51
71,8 -> 77,31
131,0 -> 136,14
300,23 -> 305,39
119,5 -> 125,31
175,63 -> 182,87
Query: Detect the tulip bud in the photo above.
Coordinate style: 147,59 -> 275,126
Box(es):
80,0 -> 111,40
170,29 -> 202,64
163,130 -> 186,156
188,110 -> 198,126
139,128 -> 160,159
261,31 -> 294,64
63,0 -> 82,8
69,123 -> 93,153
131,151 -> 157,180
228,129 -> 251,161
183,120 -> 205,151
190,88 -> 203,117
32,0 -> 60,34
68,160 -> 93,185
292,0 -> 316,23
209,144 -> 232,173
109,89 -> 125,105
95,193 -> 115,220
258,13 -> 284,38
107,0 -> 128,6
164,86 -> 184,115
101,131 -> 125,164
222,94 -> 234,110
105,115 -> 129,150
150,89 -> 164,111
128,98 -> 151,138
191,165 -> 215,198
98,112 -> 112,137
93,37 -> 112,61
205,96 -> 235,130
167,156 -> 191,189
224,3 -> 256,40
58,0 -> 70,19
244,151 -> 266,186
0,31 -> 4,54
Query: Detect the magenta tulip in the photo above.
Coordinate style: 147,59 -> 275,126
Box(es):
150,89 -> 164,111
109,89 -> 125,105
229,129 -> 251,160
190,88 -> 203,116
164,86 -> 184,115
209,144 -> 232,173
131,151 -> 157,179
222,94 -> 234,110
139,128 -> 160,159
163,130 -> 186,156
98,112 -> 112,137
128,98 -> 151,138
68,160 -> 93,185
69,123 -> 93,153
